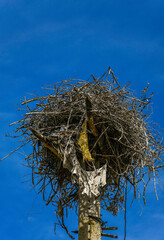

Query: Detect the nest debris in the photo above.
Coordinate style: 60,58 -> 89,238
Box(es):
8,68 -> 164,235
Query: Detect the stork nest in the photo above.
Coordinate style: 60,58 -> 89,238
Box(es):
9,68 -> 164,227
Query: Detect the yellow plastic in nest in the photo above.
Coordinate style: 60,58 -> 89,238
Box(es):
88,115 -> 98,137
78,120 -> 94,162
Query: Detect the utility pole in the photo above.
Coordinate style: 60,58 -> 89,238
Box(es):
78,190 -> 101,240
77,191 -> 118,240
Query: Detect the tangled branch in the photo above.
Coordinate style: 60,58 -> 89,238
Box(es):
7,67 -> 164,236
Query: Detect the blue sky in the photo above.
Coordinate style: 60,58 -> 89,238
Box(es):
0,0 -> 164,239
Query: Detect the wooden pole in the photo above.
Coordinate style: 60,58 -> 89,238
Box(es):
78,190 -> 89,240
78,189 -> 101,240
88,195 -> 101,240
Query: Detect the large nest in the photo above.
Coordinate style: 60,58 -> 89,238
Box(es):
10,68 -> 164,224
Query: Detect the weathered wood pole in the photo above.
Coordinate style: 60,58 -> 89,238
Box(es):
78,189 -> 101,240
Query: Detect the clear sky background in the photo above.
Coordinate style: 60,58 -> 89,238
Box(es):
0,0 -> 164,240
